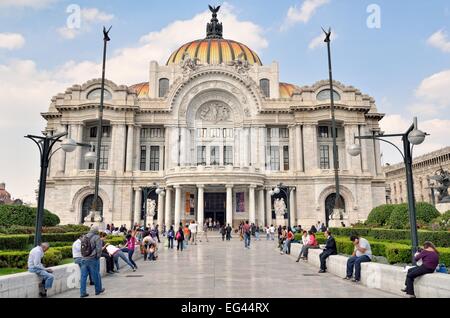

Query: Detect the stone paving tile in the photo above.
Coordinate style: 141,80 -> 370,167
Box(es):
53,237 -> 400,298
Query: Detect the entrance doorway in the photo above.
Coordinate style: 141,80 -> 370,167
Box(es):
204,193 -> 226,227
325,193 -> 345,226
81,195 -> 103,224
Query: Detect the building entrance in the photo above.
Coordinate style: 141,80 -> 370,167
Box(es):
204,192 -> 226,227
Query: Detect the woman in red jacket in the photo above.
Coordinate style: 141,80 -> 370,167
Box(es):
296,230 -> 319,261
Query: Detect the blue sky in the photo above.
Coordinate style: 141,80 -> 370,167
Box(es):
1,0 -> 450,202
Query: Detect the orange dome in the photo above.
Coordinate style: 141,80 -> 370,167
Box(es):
279,82 -> 299,98
129,82 -> 149,98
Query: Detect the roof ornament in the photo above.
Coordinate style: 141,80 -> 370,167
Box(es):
180,52 -> 201,76
206,5 -> 223,39
227,52 -> 250,76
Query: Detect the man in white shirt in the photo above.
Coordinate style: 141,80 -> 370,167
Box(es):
344,235 -> 372,282
269,225 -> 275,241
28,242 -> 54,297
72,237 -> 93,285
189,220 -> 198,245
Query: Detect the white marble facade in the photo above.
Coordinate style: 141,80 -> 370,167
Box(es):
41,17 -> 386,229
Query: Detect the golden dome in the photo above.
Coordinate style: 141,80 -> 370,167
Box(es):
279,82 -> 299,98
129,82 -> 149,98
166,6 -> 262,66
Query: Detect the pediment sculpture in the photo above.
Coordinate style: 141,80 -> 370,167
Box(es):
198,102 -> 231,123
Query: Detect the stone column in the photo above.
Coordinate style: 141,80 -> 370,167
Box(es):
164,187 -> 172,228
288,125 -> 295,171
174,185 -> 182,228
226,184 -> 233,227
56,124 -> 67,175
157,192 -> 165,229
180,126 -> 187,166
303,124 -> 318,172
126,124 -> 134,172
249,185 -> 256,224
75,123 -> 85,171
133,188 -> 142,225
266,187 -> 272,226
296,124 -> 304,172
134,126 -> 141,171
197,185 -> 204,230
258,126 -> 266,170
250,127 -> 258,167
289,188 -> 296,227
258,188 -> 265,227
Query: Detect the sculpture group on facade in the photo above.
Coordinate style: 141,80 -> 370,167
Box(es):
430,168 -> 450,203
199,102 -> 231,123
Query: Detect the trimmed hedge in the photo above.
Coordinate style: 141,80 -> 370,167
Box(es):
366,204 -> 395,227
387,202 -> 441,229
0,232 -> 86,251
0,224 -> 91,235
0,205 -> 59,227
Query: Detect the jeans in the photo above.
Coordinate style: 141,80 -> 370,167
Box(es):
191,232 -> 197,244
282,239 -> 291,254
113,251 -> 135,270
270,233 -> 274,241
121,248 -> 137,269
346,255 -> 371,280
266,233 -> 270,240
168,237 -> 174,248
74,258 -> 93,284
255,231 -> 260,241
28,266 -> 54,290
101,252 -> 114,272
319,250 -> 336,271
297,245 -> 319,260
405,265 -> 435,295
244,233 -> 251,248
80,258 -> 102,296
177,240 -> 183,251
226,232 -> 231,241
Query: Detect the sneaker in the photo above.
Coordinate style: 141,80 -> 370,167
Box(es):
295,259 -> 300,263
343,276 -> 351,280
95,288 -> 105,295
352,279 -> 360,283
401,288 -> 407,293
80,293 -> 89,298
406,294 -> 416,298
39,291 -> 47,298
318,270 -> 326,273
280,252 -> 284,255
133,268 -> 136,272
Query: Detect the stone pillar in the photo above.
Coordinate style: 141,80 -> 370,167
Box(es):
288,125 -> 295,171
226,184 -> 233,227
56,124 -> 67,175
296,124 -> 304,172
180,126 -> 187,166
258,188 -> 265,227
249,185 -> 256,224
289,188 -> 296,227
75,123 -> 84,171
126,125 -> 134,172
266,187 -> 272,226
303,124 -> 318,172
250,127 -> 258,167
133,188 -> 142,225
258,126 -> 266,170
174,185 -> 182,228
164,187 -> 172,228
134,126 -> 141,171
157,192 -> 165,229
197,185 -> 204,231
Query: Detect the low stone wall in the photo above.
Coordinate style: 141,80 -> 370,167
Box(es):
290,243 -> 450,298
0,248 -> 142,298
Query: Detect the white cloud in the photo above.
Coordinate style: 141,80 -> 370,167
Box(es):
58,7 -> 114,40
281,0 -> 330,31
0,0 -> 57,9
427,29 -> 450,53
380,115 -> 450,165
308,31 -> 337,50
0,33 -> 25,50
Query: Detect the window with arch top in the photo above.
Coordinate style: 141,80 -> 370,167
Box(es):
260,78 -> 270,98
159,78 -> 170,97
317,89 -> 341,101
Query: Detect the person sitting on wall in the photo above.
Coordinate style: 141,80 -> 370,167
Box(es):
344,235 -> 372,283
296,230 -> 318,261
28,242 -> 54,297
318,230 -> 337,273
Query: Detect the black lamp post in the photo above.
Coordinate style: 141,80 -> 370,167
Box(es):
323,27 -> 343,225
25,132 -> 90,246
141,183 -> 165,228
269,183 -> 295,228
347,117 -> 427,265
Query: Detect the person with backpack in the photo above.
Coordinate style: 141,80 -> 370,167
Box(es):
176,226 -> 185,251
220,225 -> 226,241
73,235 -> 94,285
80,226 -> 104,298
243,220 -> 251,249
167,225 -> 175,249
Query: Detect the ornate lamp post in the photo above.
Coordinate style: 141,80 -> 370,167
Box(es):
269,183 -> 295,228
141,183 -> 165,228
25,132 -> 90,246
347,117 -> 427,265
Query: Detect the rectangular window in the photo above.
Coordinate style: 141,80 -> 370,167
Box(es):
210,128 -> 221,138
319,126 -> 329,138
197,146 -> 206,165
90,127 -> 97,138
89,126 -> 110,138
320,145 -> 330,169
269,146 -> 280,171
267,128 -> 279,138
210,146 -> 220,165
150,128 -> 162,138
283,146 -> 289,170
99,145 -> 109,170
149,146 -> 160,171
280,128 -> 289,138
197,128 -> 207,138
223,128 -> 234,138
140,146 -> 147,171
224,146 -> 233,165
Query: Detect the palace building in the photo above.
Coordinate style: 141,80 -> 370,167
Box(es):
41,9 -> 386,228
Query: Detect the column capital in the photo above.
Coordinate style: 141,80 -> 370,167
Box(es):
249,184 -> 257,189
197,184 -> 205,189
225,184 -> 234,189
133,186 -> 142,191
173,184 -> 181,189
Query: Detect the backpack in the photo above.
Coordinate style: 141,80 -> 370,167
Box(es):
176,231 -> 181,240
80,235 -> 94,257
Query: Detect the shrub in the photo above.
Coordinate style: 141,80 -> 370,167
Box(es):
0,205 -> 60,227
429,211 -> 450,231
52,246 -> 73,259
385,244 -> 412,264
388,204 -> 409,229
328,227 -> 370,237
415,202 -> 441,223
0,232 -> 86,250
60,224 -> 90,233
366,204 -> 395,227
42,249 -> 62,267
0,251 -> 29,269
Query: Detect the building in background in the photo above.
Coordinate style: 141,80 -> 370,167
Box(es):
0,182 -> 23,206
41,10 -> 385,228
383,147 -> 450,205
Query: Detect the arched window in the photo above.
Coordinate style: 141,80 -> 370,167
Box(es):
159,78 -> 169,97
87,88 -> 112,100
317,89 -> 341,101
260,79 -> 270,97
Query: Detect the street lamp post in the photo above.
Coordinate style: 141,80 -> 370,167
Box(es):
269,183 -> 295,228
141,183 -> 165,228
347,117 -> 427,265
90,26 -> 112,222
25,132 -> 90,246
323,27 -> 344,225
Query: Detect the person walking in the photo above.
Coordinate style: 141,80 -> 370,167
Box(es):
269,224 -> 275,241
189,220 -> 198,245
243,220 -> 251,249
155,224 -> 161,243
266,226 -> 270,240
167,225 -> 175,249
183,224 -> 190,248
318,230 -> 337,273
344,235 -> 372,283
176,226 -> 185,251
73,236 -> 94,285
28,242 -> 54,297
226,224 -> 232,241
80,226 -> 104,298
279,226 -> 287,253
402,241 -> 440,298
220,224 -> 226,241
199,222 -> 209,243
121,231 -> 138,269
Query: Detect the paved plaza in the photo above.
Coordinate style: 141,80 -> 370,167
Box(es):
54,235 -> 399,298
